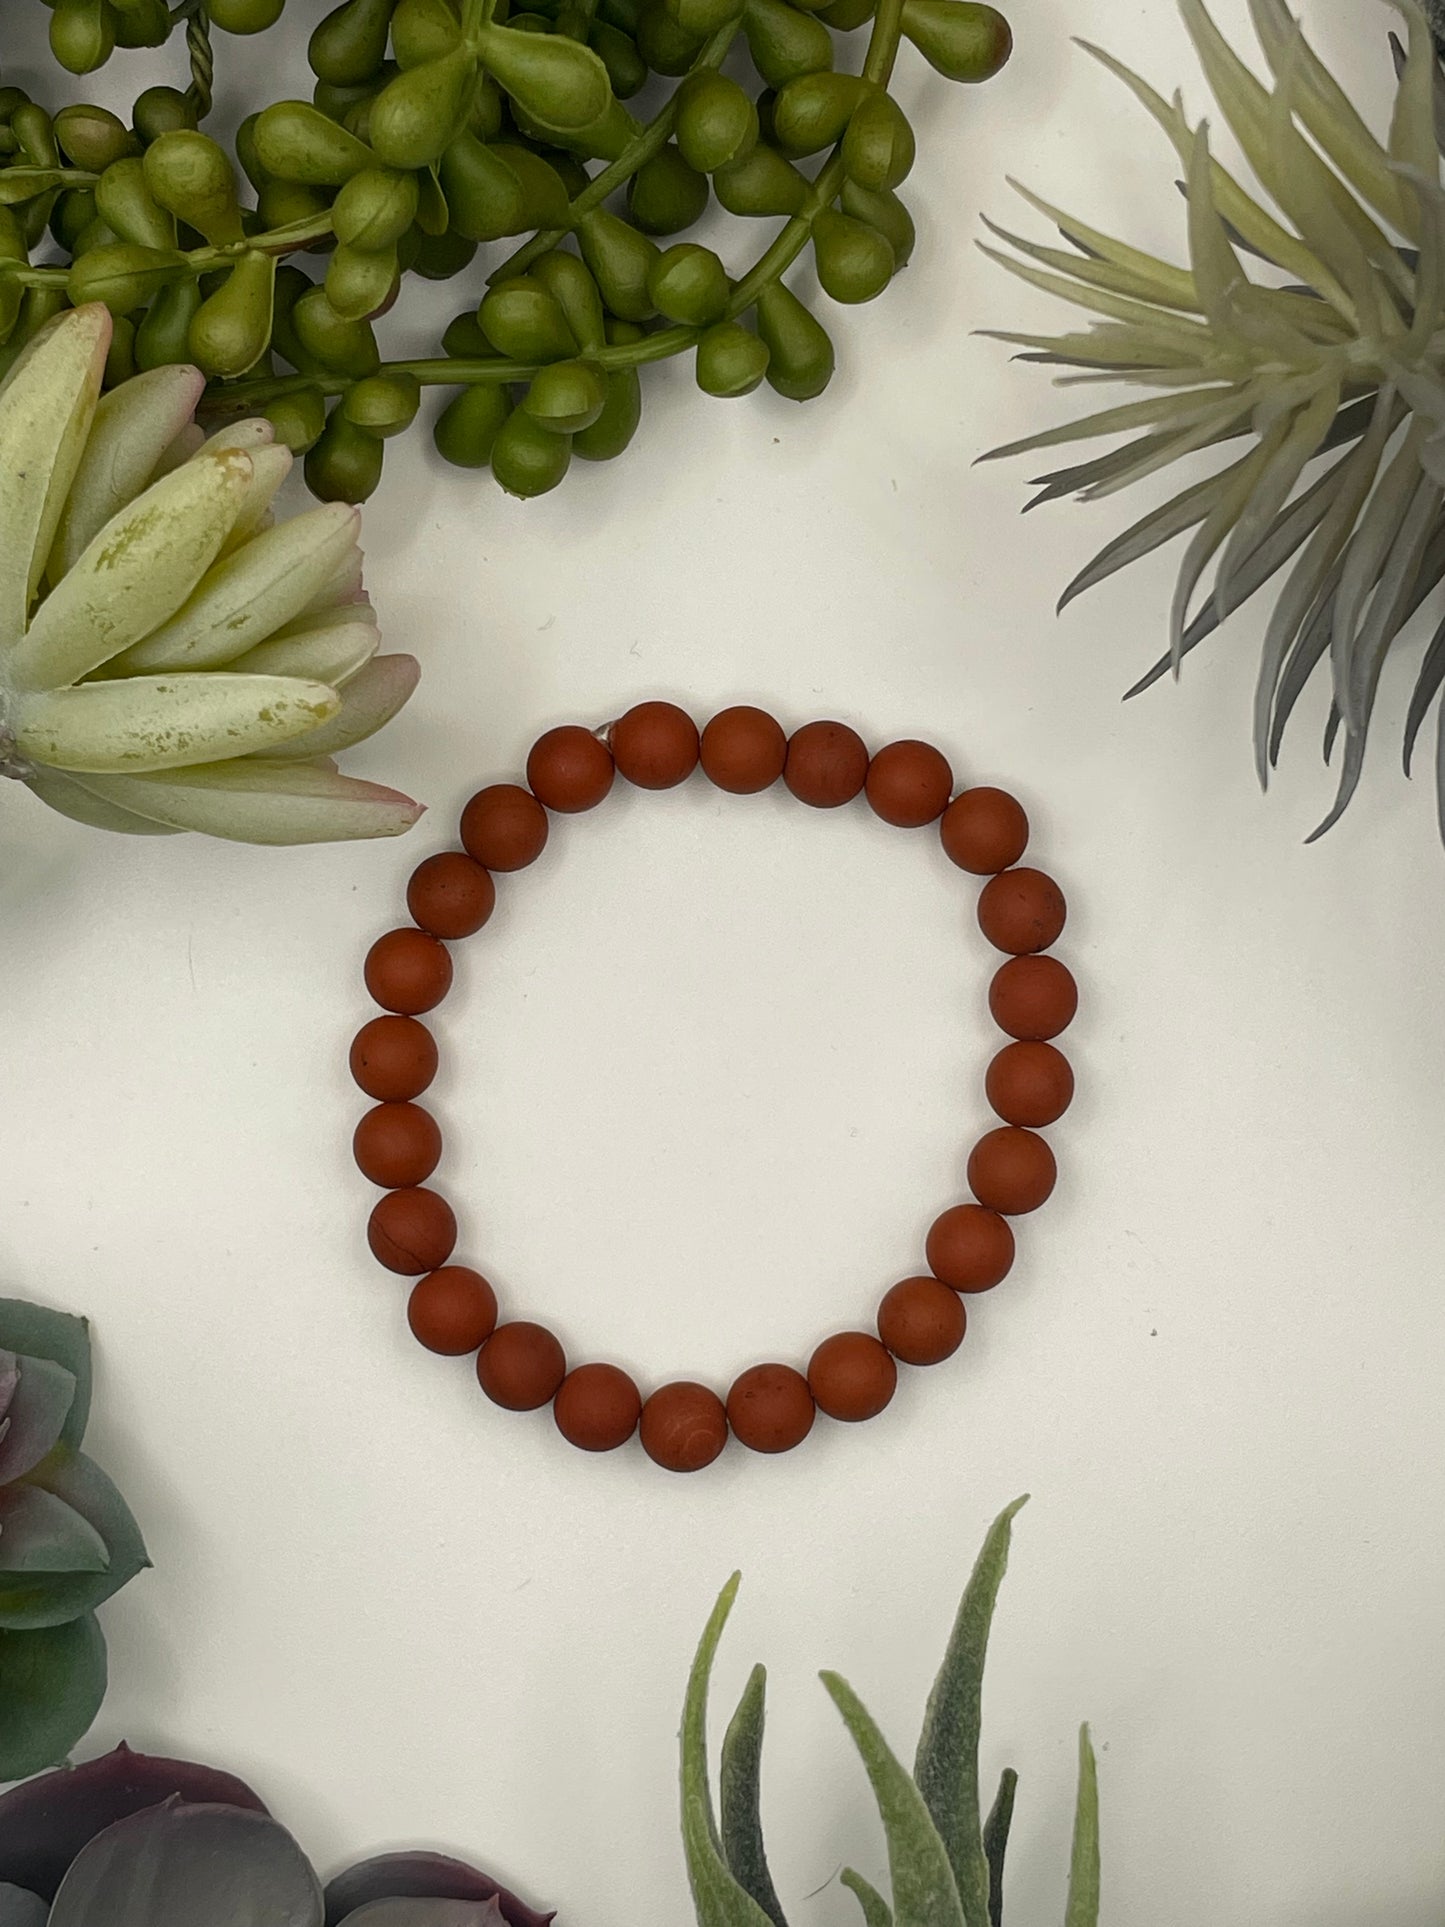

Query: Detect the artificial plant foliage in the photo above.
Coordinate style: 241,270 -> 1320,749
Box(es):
1,0 -> 1010,503
680,1497 -> 1101,1927
0,1746 -> 555,1927
0,302 -> 422,843
986,0 -> 1445,846
0,1298 -> 148,1783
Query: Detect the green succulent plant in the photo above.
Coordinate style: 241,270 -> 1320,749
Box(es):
985,0 -> 1445,846
1,0 -> 1011,503
0,1297 -> 149,1784
0,302 -> 423,843
681,1497 -> 1100,1927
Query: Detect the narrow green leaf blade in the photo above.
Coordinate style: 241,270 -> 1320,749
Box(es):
1063,1727 -> 1100,1927
0,1614 -> 107,1781
822,1672 -> 965,1927
913,1496 -> 1028,1925
982,1768 -> 1017,1927
681,1576 -> 777,1927
720,1665 -> 788,1927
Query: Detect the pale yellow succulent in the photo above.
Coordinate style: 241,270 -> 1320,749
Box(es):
0,304 -> 422,843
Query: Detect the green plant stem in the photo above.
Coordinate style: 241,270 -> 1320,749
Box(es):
489,17 -> 744,284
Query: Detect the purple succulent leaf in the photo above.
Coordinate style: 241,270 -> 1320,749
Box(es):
324,1855 -> 556,1927
0,1745 -> 270,1901
343,1906 -> 509,1927
0,1484 -> 108,1574
0,1453 -> 149,1631
0,1305 -> 91,1454
0,1352 -> 18,1426
0,1357 -> 77,1487
48,1800 -> 324,1927
0,1884 -> 47,1927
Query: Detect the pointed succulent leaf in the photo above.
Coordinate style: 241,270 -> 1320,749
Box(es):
260,656 -> 418,761
680,1575 -> 779,1927
0,1745 -> 270,1902
323,1853 -> 555,1927
0,1449 -> 149,1630
11,450 -> 255,692
69,760 -> 423,844
0,1484 -> 109,1575
0,1302 -> 91,1453
982,1768 -> 1017,1927
1078,40 -> 1353,310
0,1885 -> 47,1927
51,365 -> 207,580
913,1497 -> 1028,1922
820,1671 -> 965,1927
1063,1728 -> 1100,1927
103,503 -> 362,673
839,1870 -> 892,1927
719,1665 -> 788,1927
0,1614 -> 107,1783
15,674 -> 341,774
0,1353 -> 77,1484
48,1802 -> 324,1927
225,617 -> 379,688
24,769 -> 184,835
220,443 -> 294,555
0,306 -> 110,653
1404,612 -> 1445,775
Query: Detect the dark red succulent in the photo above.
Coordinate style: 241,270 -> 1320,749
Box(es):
0,1746 -> 553,1927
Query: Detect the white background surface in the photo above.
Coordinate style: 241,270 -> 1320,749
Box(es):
4,1 -> 1445,1922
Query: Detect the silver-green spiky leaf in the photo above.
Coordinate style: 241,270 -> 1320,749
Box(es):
986,0 -> 1445,847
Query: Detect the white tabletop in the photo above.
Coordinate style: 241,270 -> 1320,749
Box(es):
3,2 -> 1443,1921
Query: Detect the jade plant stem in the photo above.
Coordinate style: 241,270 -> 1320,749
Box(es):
205,0 -> 911,421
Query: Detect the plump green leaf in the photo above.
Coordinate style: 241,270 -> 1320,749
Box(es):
260,655 -> 418,761
912,1497 -> 1027,1924
1063,1728 -> 1099,1927
720,1664 -> 788,1927
104,503 -> 362,673
51,365 -> 207,581
0,1613 -> 107,1781
12,450 -> 256,692
24,769 -> 184,836
680,1575 -> 778,1927
48,1803 -> 324,1927
69,760 -> 423,844
0,306 -> 109,657
0,1301 -> 91,1451
0,1449 -> 149,1630
0,1484 -> 108,1575
820,1671 -> 964,1927
16,674 -> 341,775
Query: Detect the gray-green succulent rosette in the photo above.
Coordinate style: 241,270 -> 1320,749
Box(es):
0,1298 -> 148,1784
0,1744 -> 556,1924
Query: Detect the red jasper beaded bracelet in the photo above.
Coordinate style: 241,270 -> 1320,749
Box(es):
349,702 -> 1078,1474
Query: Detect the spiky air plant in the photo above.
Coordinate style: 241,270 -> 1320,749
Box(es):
0,1298 -> 148,1784
0,304 -> 421,845
681,1498 -> 1100,1927
983,0 -> 1445,845
0,1745 -> 554,1924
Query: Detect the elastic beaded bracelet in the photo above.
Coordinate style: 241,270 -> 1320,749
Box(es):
351,702 -> 1078,1473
